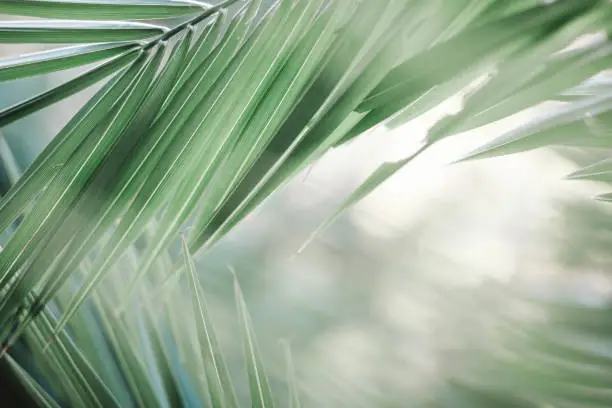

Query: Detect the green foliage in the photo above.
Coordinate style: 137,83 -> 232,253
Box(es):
2,241 -> 291,407
2,0 -> 612,407
0,0 -> 207,20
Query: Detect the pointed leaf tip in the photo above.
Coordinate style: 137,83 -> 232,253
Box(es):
233,267 -> 275,408
593,192 -> 612,202
564,158 -> 612,181
185,238 -> 239,408
281,339 -> 302,408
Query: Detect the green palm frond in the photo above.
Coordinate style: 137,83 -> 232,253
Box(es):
458,291 -> 612,408
183,237 -> 239,408
3,238 -> 289,408
1,2 -> 612,407
306,0 -> 612,251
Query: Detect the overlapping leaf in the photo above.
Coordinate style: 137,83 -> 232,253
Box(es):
0,0 -> 611,368
52,0 -> 268,332
0,48 -> 140,128
183,237 -> 238,408
232,267 -> 276,408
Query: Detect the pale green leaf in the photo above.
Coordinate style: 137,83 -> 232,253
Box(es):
44,30 -> 199,318
296,143 -> 429,255
594,192 -> 612,202
0,48 -> 160,319
0,20 -> 166,43
0,48 -> 140,128
62,0 -> 272,311
124,0 -> 322,300
0,51 -> 140,234
566,157 -> 612,182
0,41 -> 138,82
457,97 -> 612,162
187,0 -> 340,250
37,306 -> 122,408
232,266 -> 276,408
0,0 -> 208,20
281,340 -> 302,408
183,237 -> 238,408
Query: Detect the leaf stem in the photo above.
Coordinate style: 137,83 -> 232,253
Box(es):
143,0 -> 243,50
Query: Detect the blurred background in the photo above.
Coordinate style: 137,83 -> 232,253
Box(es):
3,5 -> 612,408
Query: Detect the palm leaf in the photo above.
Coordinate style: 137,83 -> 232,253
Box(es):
0,0 -> 609,359
232,266 -> 276,408
280,340 -> 302,408
183,237 -> 238,408
0,0 -> 208,20
0,20 -> 165,43
4,354 -> 62,408
0,49 -> 140,128
0,42 -> 138,82
3,2 -> 612,408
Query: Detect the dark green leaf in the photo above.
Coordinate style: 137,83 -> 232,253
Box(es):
4,354 -> 62,408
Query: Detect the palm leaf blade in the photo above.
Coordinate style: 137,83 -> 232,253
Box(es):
125,0 -> 322,301
0,42 -> 138,82
59,0 -> 271,312
0,0 -> 207,20
0,50 -> 142,235
0,20 -> 166,43
31,30 -> 197,318
4,354 -> 62,408
0,48 -> 140,129
182,237 -> 238,408
232,267 -> 275,408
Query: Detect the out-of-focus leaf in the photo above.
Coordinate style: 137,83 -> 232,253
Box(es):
566,157 -> 612,182
183,237 -> 238,408
594,192 -> 612,202
281,340 -> 301,408
348,0 -> 605,144
456,96 -> 612,162
296,143 -> 429,254
36,306 -> 122,408
4,354 -> 62,408
232,267 -> 276,408
360,0 -> 599,112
